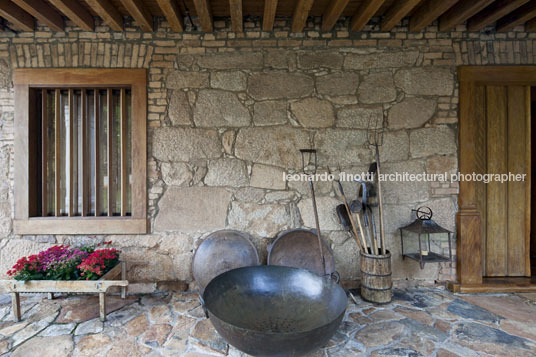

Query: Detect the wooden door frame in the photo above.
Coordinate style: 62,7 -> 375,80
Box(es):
450,66 -> 534,293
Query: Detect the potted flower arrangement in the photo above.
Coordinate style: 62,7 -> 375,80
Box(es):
7,242 -> 120,281
1,242 -> 128,322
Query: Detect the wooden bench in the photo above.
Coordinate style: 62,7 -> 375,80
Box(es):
0,261 -> 128,322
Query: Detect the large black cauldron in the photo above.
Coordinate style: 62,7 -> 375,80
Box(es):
202,265 -> 347,357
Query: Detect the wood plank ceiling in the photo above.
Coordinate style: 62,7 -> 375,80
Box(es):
0,0 -> 535,33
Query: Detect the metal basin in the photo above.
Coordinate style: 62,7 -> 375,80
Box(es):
202,266 -> 348,357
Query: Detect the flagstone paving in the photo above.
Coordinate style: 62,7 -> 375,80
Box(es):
0,287 -> 535,356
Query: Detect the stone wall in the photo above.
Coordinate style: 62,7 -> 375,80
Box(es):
0,16 -> 534,287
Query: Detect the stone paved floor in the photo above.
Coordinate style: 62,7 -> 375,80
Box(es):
0,287 -> 536,356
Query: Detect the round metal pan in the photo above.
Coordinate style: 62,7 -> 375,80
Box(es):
267,228 -> 335,276
192,230 -> 260,290
202,265 -> 347,357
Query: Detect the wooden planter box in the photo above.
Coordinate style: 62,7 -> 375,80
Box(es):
0,261 -> 128,322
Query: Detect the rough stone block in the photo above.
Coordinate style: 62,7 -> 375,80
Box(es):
161,162 -> 193,186
250,164 -> 286,190
379,131 -> 410,162
154,187 -> 231,232
381,160 -> 429,204
235,127 -> 310,168
204,158 -> 249,187
193,89 -> 251,127
344,51 -> 419,70
264,50 -> 296,69
210,71 -> 247,91
315,129 -> 372,166
316,72 -> 360,96
168,90 -> 192,126
298,51 -> 343,69
152,127 -> 221,162
253,100 -> 288,126
197,52 -> 263,70
291,97 -> 335,128
394,67 -> 454,96
228,202 -> 291,237
410,127 -> 456,158
298,196 -> 341,231
248,73 -> 314,100
388,97 -> 436,129
166,71 -> 209,89
358,72 -> 397,104
337,105 -> 383,128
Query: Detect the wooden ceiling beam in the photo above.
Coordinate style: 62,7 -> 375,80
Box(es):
48,0 -> 94,31
229,0 -> 243,32
292,0 -> 314,32
409,0 -> 458,32
12,0 -> 63,31
156,0 -> 183,32
439,0 -> 494,31
322,0 -> 350,31
467,0 -> 529,31
496,1 -> 536,32
350,0 -> 386,32
119,0 -> 152,31
84,0 -> 123,31
381,0 -> 422,31
0,0 -> 34,31
192,0 -> 213,32
262,0 -> 278,31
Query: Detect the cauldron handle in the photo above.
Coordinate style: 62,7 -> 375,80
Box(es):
199,295 -> 209,319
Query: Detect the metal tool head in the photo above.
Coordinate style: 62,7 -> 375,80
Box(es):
366,113 -> 386,147
299,148 -> 317,175
349,200 -> 362,213
368,162 -> 377,175
336,204 -> 351,230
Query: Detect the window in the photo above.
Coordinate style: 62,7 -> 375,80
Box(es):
14,69 -> 147,234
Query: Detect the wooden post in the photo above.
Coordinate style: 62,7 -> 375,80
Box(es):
12,292 -> 21,321
47,292 -> 54,300
99,292 -> 106,321
121,261 -> 127,299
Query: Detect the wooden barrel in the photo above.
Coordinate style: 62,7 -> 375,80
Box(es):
360,250 -> 392,304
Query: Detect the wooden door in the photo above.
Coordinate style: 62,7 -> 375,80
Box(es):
481,85 -> 531,277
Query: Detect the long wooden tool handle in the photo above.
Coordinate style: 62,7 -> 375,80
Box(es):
367,209 -> 379,255
344,201 -> 365,253
309,181 -> 326,275
375,146 -> 386,255
336,180 -> 366,253
354,212 -> 369,253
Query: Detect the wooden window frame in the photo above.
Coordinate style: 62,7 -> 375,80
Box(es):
13,68 -> 148,235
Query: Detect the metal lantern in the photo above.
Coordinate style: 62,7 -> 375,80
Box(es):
399,207 -> 452,269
